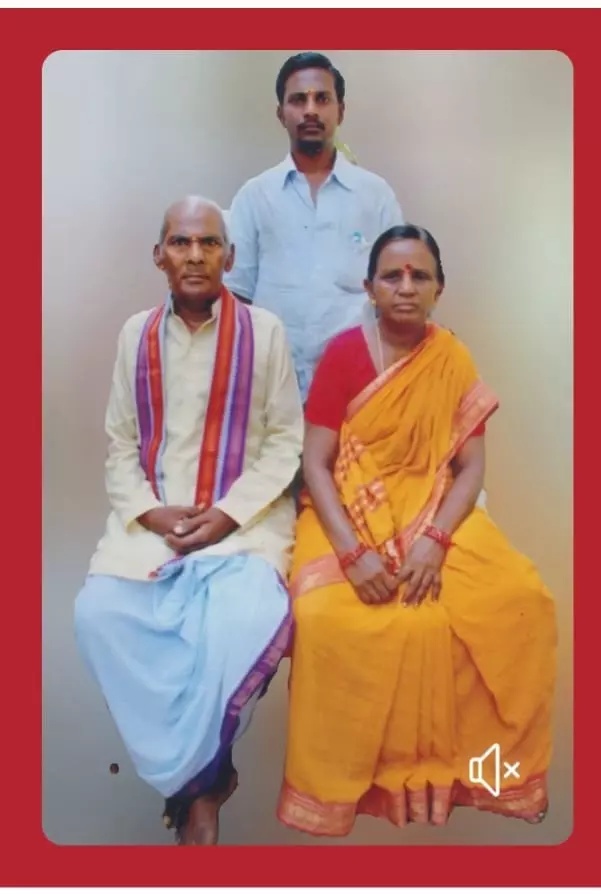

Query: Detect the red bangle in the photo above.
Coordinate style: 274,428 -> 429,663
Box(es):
423,525 -> 453,551
338,543 -> 368,571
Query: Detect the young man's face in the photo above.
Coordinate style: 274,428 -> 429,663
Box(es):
277,68 -> 344,156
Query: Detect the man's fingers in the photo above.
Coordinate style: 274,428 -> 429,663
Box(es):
183,504 -> 204,517
166,523 -> 210,551
172,505 -> 206,532
172,514 -> 205,536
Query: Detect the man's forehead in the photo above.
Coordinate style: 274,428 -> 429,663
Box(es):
163,208 -> 223,237
285,68 -> 335,94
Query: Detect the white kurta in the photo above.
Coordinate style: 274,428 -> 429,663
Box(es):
75,298 -> 304,799
89,298 -> 304,580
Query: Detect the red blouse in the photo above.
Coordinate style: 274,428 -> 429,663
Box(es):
305,325 -> 486,436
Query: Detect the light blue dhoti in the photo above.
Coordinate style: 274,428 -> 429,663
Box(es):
74,553 -> 291,798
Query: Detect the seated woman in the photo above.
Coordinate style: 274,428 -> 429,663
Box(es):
278,224 -> 557,837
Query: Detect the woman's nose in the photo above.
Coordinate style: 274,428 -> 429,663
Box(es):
398,271 -> 416,293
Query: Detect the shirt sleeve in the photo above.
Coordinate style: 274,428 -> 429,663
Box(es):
104,321 -> 162,529
305,339 -> 350,432
223,182 -> 259,301
214,317 -> 304,528
378,182 -> 404,231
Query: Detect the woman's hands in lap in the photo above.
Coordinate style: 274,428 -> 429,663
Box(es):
398,536 -> 446,606
346,538 -> 446,607
345,550 -> 398,605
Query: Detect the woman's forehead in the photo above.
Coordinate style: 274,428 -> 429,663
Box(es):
378,239 -> 435,270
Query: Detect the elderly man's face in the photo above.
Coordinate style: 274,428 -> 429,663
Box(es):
154,206 -> 234,306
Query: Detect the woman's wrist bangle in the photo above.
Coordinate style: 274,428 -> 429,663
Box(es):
338,543 -> 368,570
423,524 -> 453,551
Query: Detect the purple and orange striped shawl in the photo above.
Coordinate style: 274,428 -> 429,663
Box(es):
134,287 -> 254,508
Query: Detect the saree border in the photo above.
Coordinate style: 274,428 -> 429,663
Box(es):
278,773 -> 548,837
346,322 -> 437,422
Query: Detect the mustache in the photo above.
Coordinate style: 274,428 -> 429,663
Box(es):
298,121 -> 325,132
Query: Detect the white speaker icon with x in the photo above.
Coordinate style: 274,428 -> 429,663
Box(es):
468,743 -> 521,797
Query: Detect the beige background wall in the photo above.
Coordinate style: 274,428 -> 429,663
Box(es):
42,50 -> 572,846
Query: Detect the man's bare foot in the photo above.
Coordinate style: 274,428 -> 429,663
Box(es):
178,770 -> 239,846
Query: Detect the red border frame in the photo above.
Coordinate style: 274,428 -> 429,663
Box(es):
2,7 -> 592,887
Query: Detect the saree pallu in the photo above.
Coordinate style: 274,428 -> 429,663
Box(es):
278,325 -> 557,836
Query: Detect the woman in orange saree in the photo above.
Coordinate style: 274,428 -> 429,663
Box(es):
278,225 -> 557,837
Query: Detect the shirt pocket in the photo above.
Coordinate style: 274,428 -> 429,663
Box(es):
333,230 -> 373,294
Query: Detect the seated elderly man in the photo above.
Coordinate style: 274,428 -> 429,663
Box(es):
75,196 -> 304,845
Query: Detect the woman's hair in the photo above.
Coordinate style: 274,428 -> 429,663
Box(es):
367,224 -> 445,286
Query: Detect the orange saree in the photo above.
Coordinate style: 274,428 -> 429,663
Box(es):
278,324 -> 557,836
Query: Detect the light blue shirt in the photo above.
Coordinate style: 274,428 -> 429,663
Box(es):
224,152 -> 403,399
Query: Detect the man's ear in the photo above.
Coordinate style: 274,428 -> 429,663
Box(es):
153,244 -> 163,270
224,242 -> 235,274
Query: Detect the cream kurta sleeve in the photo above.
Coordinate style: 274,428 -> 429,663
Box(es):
214,317 -> 304,529
104,320 -> 163,529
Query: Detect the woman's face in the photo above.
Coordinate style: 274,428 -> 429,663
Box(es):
365,238 -> 442,328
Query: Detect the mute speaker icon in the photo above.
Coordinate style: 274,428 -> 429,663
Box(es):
468,743 -> 520,798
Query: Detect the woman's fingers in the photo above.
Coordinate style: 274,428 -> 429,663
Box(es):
401,568 -> 422,605
430,572 -> 442,602
414,571 -> 434,606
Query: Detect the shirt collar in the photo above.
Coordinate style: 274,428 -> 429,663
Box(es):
167,293 -> 221,329
277,150 -> 356,192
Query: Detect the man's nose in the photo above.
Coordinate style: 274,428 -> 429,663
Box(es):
304,97 -> 319,116
187,241 -> 204,263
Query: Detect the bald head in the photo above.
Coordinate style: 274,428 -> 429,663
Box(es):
154,195 -> 235,312
158,196 -> 229,245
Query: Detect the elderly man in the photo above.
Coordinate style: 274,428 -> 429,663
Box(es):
225,51 -> 404,400
74,197 -> 304,845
